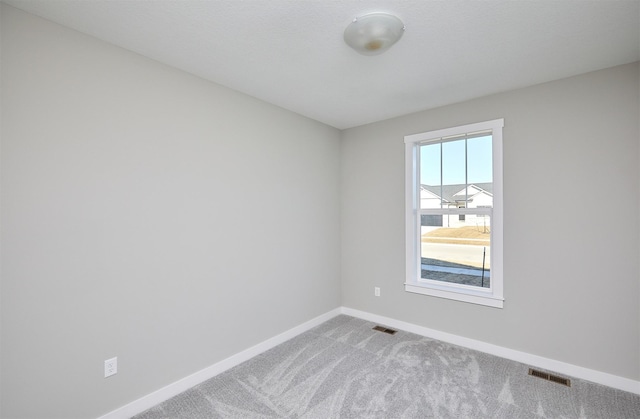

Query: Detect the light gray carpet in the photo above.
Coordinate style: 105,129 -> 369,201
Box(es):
133,315 -> 640,418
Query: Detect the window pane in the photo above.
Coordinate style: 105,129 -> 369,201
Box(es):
419,143 -> 441,208
467,135 -> 492,185
442,139 -> 466,186
420,216 -> 491,288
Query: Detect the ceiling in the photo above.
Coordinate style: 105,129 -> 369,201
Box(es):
4,0 -> 640,129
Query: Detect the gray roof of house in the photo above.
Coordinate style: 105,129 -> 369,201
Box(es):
421,183 -> 493,203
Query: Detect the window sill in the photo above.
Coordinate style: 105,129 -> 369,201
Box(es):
405,283 -> 504,308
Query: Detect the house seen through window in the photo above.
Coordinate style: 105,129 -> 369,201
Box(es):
405,119 -> 503,308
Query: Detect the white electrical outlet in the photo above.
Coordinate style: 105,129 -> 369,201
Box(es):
374,287 -> 380,297
104,357 -> 117,378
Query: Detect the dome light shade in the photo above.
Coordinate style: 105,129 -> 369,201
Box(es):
344,13 -> 405,56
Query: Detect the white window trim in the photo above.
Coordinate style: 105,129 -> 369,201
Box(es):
404,119 -> 504,308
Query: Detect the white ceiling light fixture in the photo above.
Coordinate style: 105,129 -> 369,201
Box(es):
344,12 -> 405,56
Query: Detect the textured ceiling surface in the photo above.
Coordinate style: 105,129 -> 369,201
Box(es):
4,0 -> 640,129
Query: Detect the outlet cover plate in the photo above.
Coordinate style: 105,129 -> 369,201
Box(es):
104,357 -> 117,378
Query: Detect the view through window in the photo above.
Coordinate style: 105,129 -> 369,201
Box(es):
419,133 -> 492,288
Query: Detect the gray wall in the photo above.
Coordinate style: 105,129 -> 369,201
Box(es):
341,62 -> 640,381
0,5 -> 341,418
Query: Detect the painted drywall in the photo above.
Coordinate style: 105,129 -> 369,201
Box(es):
341,62 -> 640,381
0,5 -> 341,418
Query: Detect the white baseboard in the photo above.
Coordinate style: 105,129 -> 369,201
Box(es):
97,308 -> 342,419
340,306 -> 640,395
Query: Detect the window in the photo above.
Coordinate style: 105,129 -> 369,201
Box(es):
458,205 -> 466,221
404,119 -> 504,308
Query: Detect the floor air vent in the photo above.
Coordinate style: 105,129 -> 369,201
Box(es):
372,325 -> 397,335
528,368 -> 571,387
